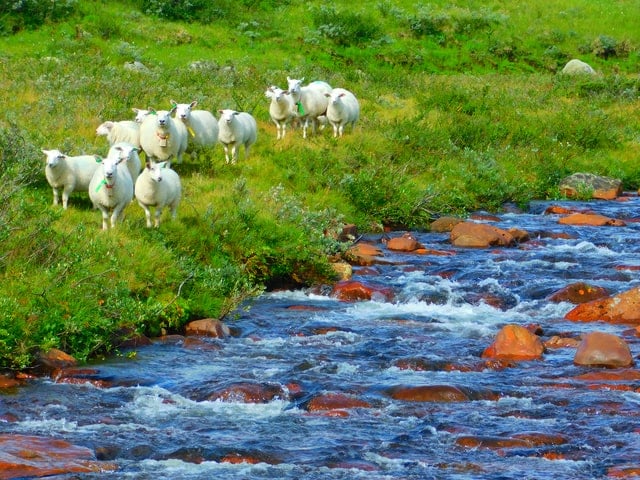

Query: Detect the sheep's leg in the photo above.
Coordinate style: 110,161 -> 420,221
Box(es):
232,144 -> 239,164
154,206 -> 163,228
222,144 -> 230,164
169,202 -> 178,221
338,123 -> 345,137
138,201 -> 153,228
302,118 -> 309,139
52,187 -> 60,207
98,206 -> 109,230
62,186 -> 74,209
244,142 -> 251,159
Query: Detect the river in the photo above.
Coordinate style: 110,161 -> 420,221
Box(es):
1,197 -> 640,479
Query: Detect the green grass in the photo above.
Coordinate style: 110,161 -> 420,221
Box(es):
1,0 -> 640,369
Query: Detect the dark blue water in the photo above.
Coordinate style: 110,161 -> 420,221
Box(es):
2,197 -> 640,479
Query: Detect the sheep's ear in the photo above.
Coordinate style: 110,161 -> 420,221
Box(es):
150,109 -> 157,115
170,100 -> 177,107
233,111 -> 240,116
324,93 -> 330,97
95,156 -> 103,163
169,105 -> 177,114
218,109 -> 224,114
300,77 -> 305,83
190,100 -> 198,108
339,93 -> 346,98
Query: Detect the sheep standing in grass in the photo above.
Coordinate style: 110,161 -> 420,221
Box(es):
110,141 -> 142,185
286,77 -> 332,138
324,87 -> 360,138
139,107 -> 188,166
217,109 -> 258,164
88,145 -> 134,230
171,100 -> 219,150
265,86 -> 296,139
562,59 -> 596,75
96,120 -> 140,148
135,159 -> 182,228
41,149 -> 100,209
132,107 -> 152,123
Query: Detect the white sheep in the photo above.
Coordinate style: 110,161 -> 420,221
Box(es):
286,77 -> 332,138
135,159 -> 182,228
217,109 -> 258,164
139,107 -> 188,166
88,144 -> 134,230
109,141 -> 142,185
96,120 -> 140,148
324,87 -> 360,138
171,100 -> 219,149
265,86 -> 296,139
561,59 -> 596,75
132,107 -> 152,123
41,149 -> 100,209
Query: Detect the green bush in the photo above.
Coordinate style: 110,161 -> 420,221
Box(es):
0,0 -> 78,34
311,5 -> 381,46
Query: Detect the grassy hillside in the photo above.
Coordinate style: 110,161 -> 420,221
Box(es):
1,0 -> 639,369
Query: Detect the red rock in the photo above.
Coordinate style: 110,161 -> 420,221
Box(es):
544,335 -> 581,349
615,265 -> 640,271
565,286 -> 640,324
574,332 -> 634,368
207,382 -> 287,403
331,280 -> 394,302
544,205 -> 581,215
306,392 -> 372,412
450,222 -> 515,248
219,453 -> 262,464
0,434 -> 116,478
548,282 -> 609,303
573,370 -> 640,382
0,375 -> 21,389
482,324 -> 544,361
470,213 -> 501,222
386,235 -> 423,252
184,319 -> 230,338
512,432 -> 568,446
558,213 -> 626,227
607,465 -> 640,477
388,385 -> 470,402
429,216 -> 464,232
455,435 -> 531,449
507,228 -> 530,243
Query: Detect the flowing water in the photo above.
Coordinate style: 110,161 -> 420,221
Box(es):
2,197 -> 640,479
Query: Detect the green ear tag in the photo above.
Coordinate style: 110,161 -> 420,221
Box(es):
297,101 -> 305,115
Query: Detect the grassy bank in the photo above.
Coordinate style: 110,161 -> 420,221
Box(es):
1,0 -> 639,370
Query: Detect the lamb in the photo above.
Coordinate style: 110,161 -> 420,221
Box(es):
139,107 -> 188,166
171,100 -> 219,149
324,87 -> 360,138
135,159 -> 182,228
561,59 -> 596,75
109,141 -> 142,185
217,109 -> 258,164
41,149 -> 100,209
132,107 -> 152,123
88,144 -> 134,230
265,86 -> 296,139
286,77 -> 332,138
96,120 -> 140,148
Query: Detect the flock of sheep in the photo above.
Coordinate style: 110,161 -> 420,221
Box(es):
41,77 -> 361,230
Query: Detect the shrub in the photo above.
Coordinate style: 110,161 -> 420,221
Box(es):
0,0 -> 78,34
311,5 -> 381,46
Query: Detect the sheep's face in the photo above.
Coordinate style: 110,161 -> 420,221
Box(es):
133,108 -> 151,123
173,103 -> 193,121
147,162 -> 164,183
219,109 -> 238,124
156,110 -> 173,127
96,122 -> 112,136
329,92 -> 346,106
113,144 -> 139,165
286,77 -> 303,97
43,149 -> 65,168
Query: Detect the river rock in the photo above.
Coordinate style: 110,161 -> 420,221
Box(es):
0,434 -> 116,477
330,261 -> 353,281
345,242 -> 384,266
35,348 -> 77,376
450,222 -> 515,248
184,318 -> 230,338
565,286 -> 640,324
482,324 -> 544,361
386,233 -> 423,252
558,213 -> 626,227
306,392 -> 372,412
573,332 -> 634,368
430,216 -> 464,232
207,382 -> 288,403
388,385 -> 470,402
548,282 -> 609,303
331,280 -> 394,302
559,173 -> 622,200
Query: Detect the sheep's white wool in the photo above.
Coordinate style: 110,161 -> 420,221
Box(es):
135,159 -> 182,228
265,86 -> 296,140
171,100 -> 219,149
325,87 -> 360,138
41,149 -> 100,209
286,77 -> 332,139
217,109 -> 258,164
139,107 -> 187,165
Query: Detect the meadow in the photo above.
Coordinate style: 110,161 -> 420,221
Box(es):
0,0 -> 639,369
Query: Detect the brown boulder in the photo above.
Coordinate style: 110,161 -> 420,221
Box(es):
558,213 -> 626,227
559,173 -> 623,200
185,319 -> 230,338
207,382 -> 287,403
388,385 -> 470,402
386,234 -> 423,252
35,348 -> 77,376
450,222 -> 515,248
306,392 -> 372,412
482,324 -> 544,361
331,280 -> 394,302
574,332 -> 634,368
548,282 -> 609,304
565,286 -> 640,324
345,242 -> 386,266
0,434 -> 116,477
430,216 -> 464,232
